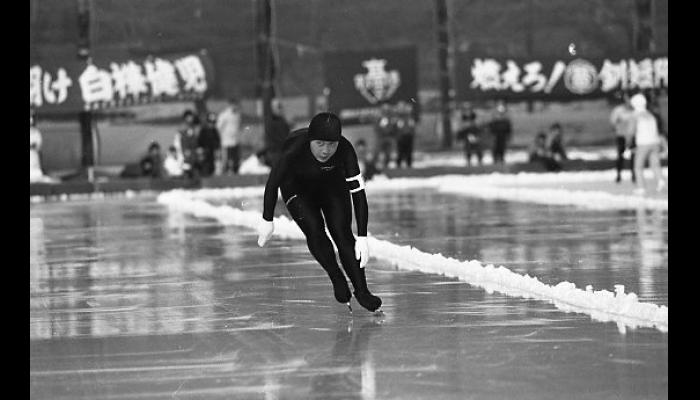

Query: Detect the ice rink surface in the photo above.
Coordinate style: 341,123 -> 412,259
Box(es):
30,186 -> 668,399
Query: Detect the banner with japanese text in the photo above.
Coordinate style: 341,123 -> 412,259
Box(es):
455,54 -> 668,101
324,46 -> 417,125
30,50 -> 215,113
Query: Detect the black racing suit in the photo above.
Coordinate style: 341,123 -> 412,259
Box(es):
262,129 -> 381,311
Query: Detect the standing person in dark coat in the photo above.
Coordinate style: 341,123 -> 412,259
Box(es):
395,101 -> 416,168
646,90 -> 667,141
354,139 -> 379,181
263,99 -> 291,168
488,101 -> 512,165
197,112 -> 221,177
529,132 -> 561,172
140,141 -> 164,178
647,94 -> 668,161
174,110 -> 201,178
456,103 -> 483,167
609,91 -> 636,183
548,122 -> 567,163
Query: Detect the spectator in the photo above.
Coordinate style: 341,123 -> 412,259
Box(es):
174,110 -> 200,178
163,145 -> 185,178
488,101 -> 512,165
216,98 -> 243,174
529,132 -> 561,172
610,91 -> 636,183
374,103 -> 396,170
548,122 -> 567,162
30,110 -> 53,183
629,93 -> 666,195
646,93 -> 669,161
456,103 -> 483,167
197,112 -> 221,177
30,110 -> 42,159
262,98 -> 291,168
395,101 -> 416,168
647,92 -> 667,139
355,139 -> 379,180
193,148 -> 206,177
140,142 -> 164,178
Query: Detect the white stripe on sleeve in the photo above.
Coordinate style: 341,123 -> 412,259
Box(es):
346,173 -> 366,193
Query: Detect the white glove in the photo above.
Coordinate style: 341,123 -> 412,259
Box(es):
257,219 -> 274,247
623,149 -> 631,158
354,236 -> 370,268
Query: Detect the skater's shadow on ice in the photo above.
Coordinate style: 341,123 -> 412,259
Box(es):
308,321 -> 383,399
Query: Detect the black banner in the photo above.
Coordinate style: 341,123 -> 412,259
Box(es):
30,50 -> 215,113
455,54 -> 668,101
324,46 -> 418,124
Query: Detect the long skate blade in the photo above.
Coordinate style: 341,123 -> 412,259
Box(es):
371,308 -> 386,324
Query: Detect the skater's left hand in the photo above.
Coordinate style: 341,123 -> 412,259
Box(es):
355,236 -> 369,268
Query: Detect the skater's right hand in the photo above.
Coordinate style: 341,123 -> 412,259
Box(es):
257,219 -> 274,247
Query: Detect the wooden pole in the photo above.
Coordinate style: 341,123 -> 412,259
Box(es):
77,0 -> 95,181
256,0 -> 274,149
435,0 -> 453,149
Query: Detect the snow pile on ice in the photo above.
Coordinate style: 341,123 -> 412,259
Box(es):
368,239 -> 667,334
366,169 -> 668,210
159,190 -> 301,239
33,168 -> 667,213
369,168 -> 666,188
157,190 -> 668,333
410,148 -> 618,168
238,154 -> 271,175
180,187 -> 266,200
30,190 -> 154,204
156,168 -> 668,211
437,184 -> 667,210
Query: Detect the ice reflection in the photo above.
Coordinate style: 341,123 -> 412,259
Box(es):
29,202 -> 225,339
30,197 -> 668,400
369,190 -> 668,305
234,189 -> 668,307
308,320 -> 381,400
30,217 -> 50,339
635,206 -> 667,302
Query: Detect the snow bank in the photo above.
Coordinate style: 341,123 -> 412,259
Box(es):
436,184 -> 668,210
238,154 -> 271,175
30,190 -> 154,204
172,187 -> 266,200
410,148 -> 618,169
157,168 -> 668,211
367,168 -> 667,189
157,190 -> 668,334
366,169 -> 668,210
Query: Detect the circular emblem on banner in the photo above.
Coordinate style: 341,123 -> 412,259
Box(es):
354,58 -> 401,104
563,59 -> 598,94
